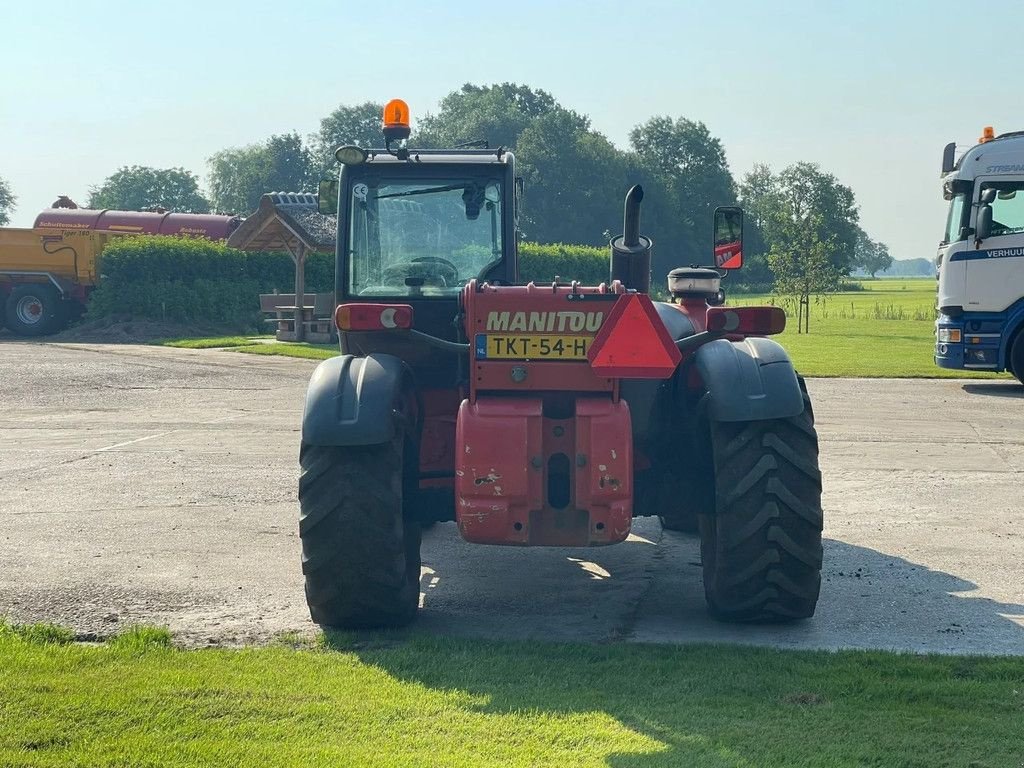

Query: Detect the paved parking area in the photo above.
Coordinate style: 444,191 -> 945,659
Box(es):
1,341 -> 1022,652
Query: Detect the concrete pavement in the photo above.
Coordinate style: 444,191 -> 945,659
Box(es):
0,341 -> 1021,653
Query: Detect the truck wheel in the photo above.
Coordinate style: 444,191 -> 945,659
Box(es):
699,384 -> 823,622
299,436 -> 421,628
1009,331 -> 1024,385
4,284 -> 65,336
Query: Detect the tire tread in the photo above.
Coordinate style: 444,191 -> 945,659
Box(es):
700,378 -> 823,622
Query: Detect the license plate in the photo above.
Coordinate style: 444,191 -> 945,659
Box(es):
475,334 -> 591,360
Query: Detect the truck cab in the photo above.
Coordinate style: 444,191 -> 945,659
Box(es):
936,128 -> 1024,380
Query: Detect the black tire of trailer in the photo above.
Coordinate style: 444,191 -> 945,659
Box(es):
4,284 -> 66,336
1009,329 -> 1024,385
298,436 -> 422,629
698,378 -> 823,622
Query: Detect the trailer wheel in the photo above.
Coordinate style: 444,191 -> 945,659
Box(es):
699,382 -> 823,622
5,284 -> 65,336
1009,330 -> 1024,385
299,436 -> 421,629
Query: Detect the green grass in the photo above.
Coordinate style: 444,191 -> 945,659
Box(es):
162,335 -> 271,349
732,278 -> 1013,378
232,342 -> 338,360
159,336 -> 338,360
1,623 -> 1022,767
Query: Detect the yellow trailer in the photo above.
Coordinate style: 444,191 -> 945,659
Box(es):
0,227 -> 109,335
0,207 -> 240,335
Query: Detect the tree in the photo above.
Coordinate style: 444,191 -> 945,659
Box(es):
742,164 -> 854,332
740,162 -> 861,326
207,132 -> 316,215
0,176 -> 14,225
314,101 -> 384,169
766,212 -> 842,333
853,228 -> 894,277
629,116 -> 737,260
515,108 -> 634,246
87,166 -> 210,213
774,162 -> 859,274
416,83 -> 559,149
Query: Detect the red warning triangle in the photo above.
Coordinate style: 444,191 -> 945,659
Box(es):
587,293 -> 682,378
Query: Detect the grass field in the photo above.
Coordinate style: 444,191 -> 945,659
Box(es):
731,278 -> 1011,378
160,279 -> 1017,378
2,623 -> 1022,768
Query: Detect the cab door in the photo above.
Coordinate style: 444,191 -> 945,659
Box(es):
967,177 -> 1024,312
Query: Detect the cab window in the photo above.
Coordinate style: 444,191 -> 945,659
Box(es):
980,181 -> 1024,238
348,177 -> 503,297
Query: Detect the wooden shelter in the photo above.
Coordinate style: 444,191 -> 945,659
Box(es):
227,193 -> 337,342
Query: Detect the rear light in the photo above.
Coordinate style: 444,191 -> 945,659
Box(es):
706,306 -> 786,335
335,303 -> 413,331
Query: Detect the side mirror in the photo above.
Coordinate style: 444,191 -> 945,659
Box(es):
980,187 -> 998,205
941,142 -> 956,174
976,204 -> 993,242
318,178 -> 339,215
713,206 -> 744,269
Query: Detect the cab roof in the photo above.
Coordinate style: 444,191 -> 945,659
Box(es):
949,132 -> 1024,181
359,148 -> 511,165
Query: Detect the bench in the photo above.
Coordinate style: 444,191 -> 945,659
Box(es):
258,292 -> 337,344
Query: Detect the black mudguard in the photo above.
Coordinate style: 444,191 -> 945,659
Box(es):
301,353 -> 413,446
692,337 -> 804,423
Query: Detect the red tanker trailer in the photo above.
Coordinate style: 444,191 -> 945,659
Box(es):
33,208 -> 241,240
0,207 -> 241,336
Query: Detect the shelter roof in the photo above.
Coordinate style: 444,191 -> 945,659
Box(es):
226,193 -> 336,254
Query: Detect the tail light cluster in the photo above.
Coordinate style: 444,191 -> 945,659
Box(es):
335,303 -> 413,331
706,306 -> 786,335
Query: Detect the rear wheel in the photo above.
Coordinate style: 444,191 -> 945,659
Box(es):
1009,330 -> 1024,385
299,436 -> 421,628
699,383 -> 823,622
5,284 -> 66,336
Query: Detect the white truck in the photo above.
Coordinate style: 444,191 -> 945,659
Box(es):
936,127 -> 1024,382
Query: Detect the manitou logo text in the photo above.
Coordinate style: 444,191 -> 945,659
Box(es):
486,311 -> 604,333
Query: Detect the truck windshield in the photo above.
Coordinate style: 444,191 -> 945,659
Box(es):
943,192 -> 969,244
348,177 -> 503,297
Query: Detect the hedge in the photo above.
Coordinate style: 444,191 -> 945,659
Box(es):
85,236 -> 614,325
518,242 -> 607,285
86,236 -> 333,326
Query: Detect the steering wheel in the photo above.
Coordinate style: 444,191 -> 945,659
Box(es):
411,257 -> 458,281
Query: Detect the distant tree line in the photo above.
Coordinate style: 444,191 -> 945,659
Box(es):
74,82 -> 891,303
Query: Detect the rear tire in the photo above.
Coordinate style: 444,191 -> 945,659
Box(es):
699,383 -> 823,622
299,437 -> 421,628
1009,330 -> 1024,385
4,284 -> 66,336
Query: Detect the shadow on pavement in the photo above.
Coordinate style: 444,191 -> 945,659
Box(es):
410,524 -> 1024,655
961,381 -> 1024,398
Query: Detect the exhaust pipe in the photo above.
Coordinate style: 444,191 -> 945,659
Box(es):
610,184 -> 652,293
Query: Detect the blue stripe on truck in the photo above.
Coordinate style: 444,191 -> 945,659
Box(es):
948,247 -> 1024,262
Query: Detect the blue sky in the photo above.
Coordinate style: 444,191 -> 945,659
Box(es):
3,0 -> 1021,261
